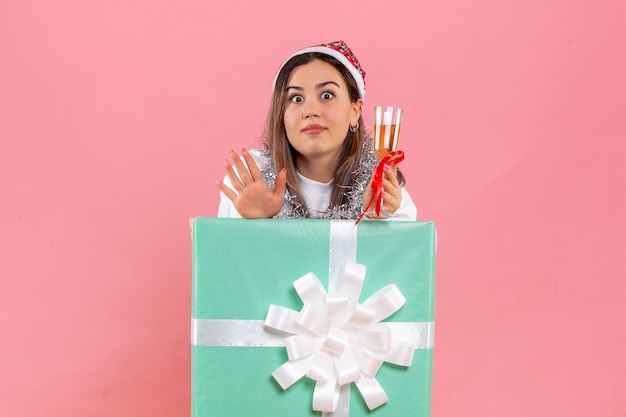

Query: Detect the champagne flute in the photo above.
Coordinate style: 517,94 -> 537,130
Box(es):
373,106 -> 402,158
366,106 -> 403,218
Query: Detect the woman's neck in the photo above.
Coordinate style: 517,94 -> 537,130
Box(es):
295,154 -> 338,183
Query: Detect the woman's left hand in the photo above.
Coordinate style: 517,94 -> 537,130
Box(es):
362,164 -> 403,219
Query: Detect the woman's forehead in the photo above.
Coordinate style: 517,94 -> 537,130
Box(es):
287,59 -> 345,88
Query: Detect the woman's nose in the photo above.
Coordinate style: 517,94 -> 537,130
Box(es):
302,101 -> 320,118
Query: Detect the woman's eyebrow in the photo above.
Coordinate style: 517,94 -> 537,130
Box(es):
316,81 -> 341,89
286,81 -> 341,92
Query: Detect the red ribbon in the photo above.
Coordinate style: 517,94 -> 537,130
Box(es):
355,150 -> 405,225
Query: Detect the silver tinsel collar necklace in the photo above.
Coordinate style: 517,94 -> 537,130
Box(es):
258,138 -> 378,220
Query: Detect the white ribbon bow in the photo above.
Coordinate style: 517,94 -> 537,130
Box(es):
264,260 -> 415,413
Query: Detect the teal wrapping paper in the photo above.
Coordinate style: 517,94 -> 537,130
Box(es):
192,218 -> 436,417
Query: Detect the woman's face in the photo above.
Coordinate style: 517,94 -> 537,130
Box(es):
283,59 -> 362,170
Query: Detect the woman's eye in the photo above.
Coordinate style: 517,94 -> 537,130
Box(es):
289,95 -> 303,103
321,92 -> 334,100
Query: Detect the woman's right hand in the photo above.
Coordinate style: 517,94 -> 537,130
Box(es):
216,149 -> 287,218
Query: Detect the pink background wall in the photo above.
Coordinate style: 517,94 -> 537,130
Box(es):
1,0 -> 625,416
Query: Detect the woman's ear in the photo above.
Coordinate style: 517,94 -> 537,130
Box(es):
352,99 -> 364,125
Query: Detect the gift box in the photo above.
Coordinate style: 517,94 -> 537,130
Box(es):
191,218 -> 436,417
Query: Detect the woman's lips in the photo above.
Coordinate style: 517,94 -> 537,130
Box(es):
302,124 -> 326,135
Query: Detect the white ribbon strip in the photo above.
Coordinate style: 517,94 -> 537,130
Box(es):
328,220 -> 357,293
326,220 -> 356,417
191,319 -> 287,346
191,319 -> 434,349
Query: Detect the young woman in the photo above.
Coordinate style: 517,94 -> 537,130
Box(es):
216,41 -> 417,220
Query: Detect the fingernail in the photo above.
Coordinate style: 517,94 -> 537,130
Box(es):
241,147 -> 247,153
384,164 -> 390,170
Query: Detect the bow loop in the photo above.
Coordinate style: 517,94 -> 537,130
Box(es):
363,284 -> 406,322
285,334 -> 321,360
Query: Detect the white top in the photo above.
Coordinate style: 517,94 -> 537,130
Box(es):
217,150 -> 417,220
